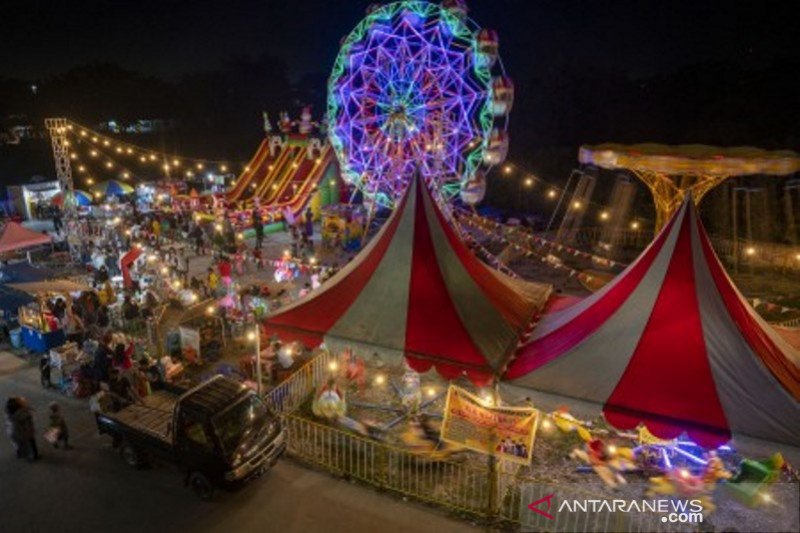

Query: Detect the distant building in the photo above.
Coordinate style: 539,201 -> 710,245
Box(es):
99,119 -> 178,134
0,114 -> 41,145
6,178 -> 62,220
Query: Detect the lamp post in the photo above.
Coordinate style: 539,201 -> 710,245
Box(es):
248,326 -> 262,396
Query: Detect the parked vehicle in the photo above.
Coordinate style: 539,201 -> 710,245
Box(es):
95,376 -> 285,499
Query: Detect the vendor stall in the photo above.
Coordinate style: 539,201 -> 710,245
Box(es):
18,302 -> 66,352
9,279 -> 91,353
321,204 -> 366,251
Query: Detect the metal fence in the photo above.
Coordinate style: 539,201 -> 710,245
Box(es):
266,353 -> 701,532
265,350 -> 333,414
283,414 -> 495,517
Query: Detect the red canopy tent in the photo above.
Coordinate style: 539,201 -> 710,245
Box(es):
505,196 -> 800,449
264,177 -> 551,385
0,222 -> 52,254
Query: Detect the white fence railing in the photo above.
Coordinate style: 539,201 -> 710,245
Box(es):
265,350 -> 332,414
266,352 -> 702,531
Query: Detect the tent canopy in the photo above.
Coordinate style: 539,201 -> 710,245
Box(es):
0,285 -> 35,313
0,262 -> 57,284
506,196 -> 800,449
93,180 -> 134,197
120,247 -> 142,289
8,279 -> 91,295
0,222 -> 52,254
265,176 -> 551,385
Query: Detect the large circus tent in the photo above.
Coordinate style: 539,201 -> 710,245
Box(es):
503,196 -> 800,454
264,176 -> 552,386
264,177 -> 799,456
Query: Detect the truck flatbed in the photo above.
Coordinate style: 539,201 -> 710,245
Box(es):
111,390 -> 177,443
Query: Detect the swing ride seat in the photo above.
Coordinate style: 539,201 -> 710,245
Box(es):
723,454 -> 784,506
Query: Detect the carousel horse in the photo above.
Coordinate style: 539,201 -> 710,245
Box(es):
551,408 -> 593,442
344,355 -> 366,392
647,454 -> 732,514
570,438 -> 637,489
312,380 -> 347,420
400,415 -> 461,459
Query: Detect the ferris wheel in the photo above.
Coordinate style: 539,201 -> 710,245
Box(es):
327,0 -> 512,208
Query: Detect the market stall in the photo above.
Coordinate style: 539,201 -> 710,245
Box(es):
9,279 -> 91,353
321,204 -> 366,251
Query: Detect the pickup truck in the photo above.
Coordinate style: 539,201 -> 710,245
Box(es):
95,375 -> 285,499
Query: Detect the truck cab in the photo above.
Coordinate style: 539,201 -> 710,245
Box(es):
96,376 -> 285,499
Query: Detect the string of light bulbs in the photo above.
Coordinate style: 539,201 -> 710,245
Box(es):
64,120 -> 242,177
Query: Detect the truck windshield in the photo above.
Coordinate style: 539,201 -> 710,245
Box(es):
213,394 -> 271,456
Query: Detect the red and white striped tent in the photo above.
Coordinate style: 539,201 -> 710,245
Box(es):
505,196 -> 800,450
264,177 -> 551,385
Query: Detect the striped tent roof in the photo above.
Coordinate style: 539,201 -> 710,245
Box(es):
264,177 -> 552,385
505,196 -> 800,449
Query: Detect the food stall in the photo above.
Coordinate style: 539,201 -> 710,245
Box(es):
8,279 -> 91,353
17,301 -> 66,352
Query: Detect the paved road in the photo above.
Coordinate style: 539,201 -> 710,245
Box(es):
0,352 -> 474,533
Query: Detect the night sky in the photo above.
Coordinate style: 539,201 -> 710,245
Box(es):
2,0 -> 798,82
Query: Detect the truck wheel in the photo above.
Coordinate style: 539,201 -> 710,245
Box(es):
188,472 -> 215,501
120,442 -> 144,469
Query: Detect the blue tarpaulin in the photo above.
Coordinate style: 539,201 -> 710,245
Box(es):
0,262 -> 57,284
0,285 -> 34,313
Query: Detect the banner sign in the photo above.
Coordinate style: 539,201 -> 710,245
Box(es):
441,385 -> 539,465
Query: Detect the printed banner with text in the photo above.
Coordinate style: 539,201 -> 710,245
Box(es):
441,385 -> 539,465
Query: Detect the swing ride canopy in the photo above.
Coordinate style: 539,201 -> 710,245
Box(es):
504,195 -> 800,450
264,176 -> 552,385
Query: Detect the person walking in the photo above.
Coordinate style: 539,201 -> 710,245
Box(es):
304,207 -> 314,238
252,210 -> 264,250
47,402 -> 71,450
5,397 -> 38,461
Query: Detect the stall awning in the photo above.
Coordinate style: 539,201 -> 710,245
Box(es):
0,222 -> 52,253
265,176 -> 552,385
0,262 -> 57,283
0,285 -> 35,313
8,279 -> 91,295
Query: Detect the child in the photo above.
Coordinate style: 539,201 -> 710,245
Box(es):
48,402 -> 71,450
207,267 -> 219,297
252,248 -> 264,270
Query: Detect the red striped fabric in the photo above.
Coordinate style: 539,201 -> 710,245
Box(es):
696,213 -> 800,400
504,211 -> 679,380
404,179 -> 493,384
263,186 -> 409,344
603,211 -> 730,447
430,196 -> 540,330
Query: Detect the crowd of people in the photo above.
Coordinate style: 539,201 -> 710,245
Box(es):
4,191 -> 363,461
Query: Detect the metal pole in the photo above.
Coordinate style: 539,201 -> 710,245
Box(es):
732,187 -> 739,274
255,326 -> 262,396
545,169 -> 580,234
487,381 -> 501,520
